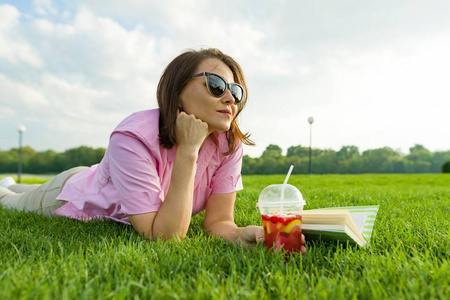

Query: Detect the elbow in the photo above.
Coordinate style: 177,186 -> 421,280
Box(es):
150,214 -> 190,242
130,212 -> 189,242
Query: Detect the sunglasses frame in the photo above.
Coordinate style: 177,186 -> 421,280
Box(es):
191,72 -> 245,104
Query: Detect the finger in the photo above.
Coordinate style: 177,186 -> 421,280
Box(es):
247,226 -> 264,243
300,245 -> 307,255
301,234 -> 306,244
176,111 -> 187,119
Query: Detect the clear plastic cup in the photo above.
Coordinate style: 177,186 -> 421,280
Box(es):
256,184 -> 306,252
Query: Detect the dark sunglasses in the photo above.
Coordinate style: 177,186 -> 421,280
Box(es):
191,72 -> 245,104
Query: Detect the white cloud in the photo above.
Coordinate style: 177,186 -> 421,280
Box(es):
0,4 -> 19,31
0,4 -> 43,68
1,6 -> 162,151
33,0 -> 58,15
67,1 -> 292,77
0,73 -> 48,109
69,10 -> 158,80
29,9 -> 160,81
240,28 -> 450,157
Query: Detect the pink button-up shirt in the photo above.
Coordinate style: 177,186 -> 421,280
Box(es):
54,109 -> 244,224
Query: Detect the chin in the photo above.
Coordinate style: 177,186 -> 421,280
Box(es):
211,124 -> 231,133
221,124 -> 232,132
211,119 -> 231,129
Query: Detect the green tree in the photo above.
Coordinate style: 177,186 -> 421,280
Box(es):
430,150 -> 450,172
361,147 -> 400,173
406,144 -> 432,173
286,145 -> 309,158
242,155 -> 257,175
57,146 -> 105,170
258,145 -> 283,174
262,144 -> 283,158
1,143 -> 449,175
285,155 -> 308,174
0,150 -> 16,173
258,156 -> 279,174
314,149 -> 338,174
285,145 -> 311,174
390,156 -> 408,173
337,146 -> 360,160
10,146 -> 36,174
442,161 -> 450,173
27,150 -> 59,173
336,146 -> 361,173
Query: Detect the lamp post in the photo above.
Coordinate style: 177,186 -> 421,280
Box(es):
18,125 -> 26,183
307,117 -> 314,175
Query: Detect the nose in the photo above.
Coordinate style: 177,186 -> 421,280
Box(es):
222,88 -> 235,105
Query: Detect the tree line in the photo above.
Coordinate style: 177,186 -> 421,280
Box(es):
0,144 -> 449,175
0,146 -> 105,174
242,144 -> 450,174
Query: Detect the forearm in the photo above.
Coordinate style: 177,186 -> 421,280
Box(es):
152,147 -> 197,240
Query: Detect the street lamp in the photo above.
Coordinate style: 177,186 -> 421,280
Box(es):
18,125 -> 26,183
307,117 -> 314,175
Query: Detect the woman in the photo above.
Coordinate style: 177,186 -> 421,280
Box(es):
0,48 -> 306,252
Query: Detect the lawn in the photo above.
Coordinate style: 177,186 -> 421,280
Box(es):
1,174 -> 449,299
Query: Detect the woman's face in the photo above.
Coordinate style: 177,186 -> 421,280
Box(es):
179,58 -> 238,134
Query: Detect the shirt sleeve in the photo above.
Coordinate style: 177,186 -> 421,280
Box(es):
108,132 -> 164,215
210,142 -> 244,194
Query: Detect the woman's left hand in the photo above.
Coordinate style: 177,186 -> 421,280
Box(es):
235,225 -> 264,246
235,226 -> 307,254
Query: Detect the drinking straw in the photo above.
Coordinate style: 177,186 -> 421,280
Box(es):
280,165 -> 294,215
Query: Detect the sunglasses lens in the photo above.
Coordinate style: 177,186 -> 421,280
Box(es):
230,85 -> 243,103
205,73 -> 244,103
207,74 -> 226,97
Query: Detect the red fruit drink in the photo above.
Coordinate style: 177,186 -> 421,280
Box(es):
261,214 -> 302,252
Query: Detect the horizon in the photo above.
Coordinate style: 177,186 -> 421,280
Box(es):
2,141 -> 447,159
1,0 -> 449,158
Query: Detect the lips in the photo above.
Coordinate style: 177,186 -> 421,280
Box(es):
218,109 -> 232,115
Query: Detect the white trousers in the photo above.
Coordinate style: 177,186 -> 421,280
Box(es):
0,167 -> 88,217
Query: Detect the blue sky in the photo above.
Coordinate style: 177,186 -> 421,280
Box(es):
1,0 -> 449,157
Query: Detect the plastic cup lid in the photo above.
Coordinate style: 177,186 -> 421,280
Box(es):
256,184 -> 306,207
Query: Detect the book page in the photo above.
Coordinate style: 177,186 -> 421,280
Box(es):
345,206 -> 379,242
302,210 -> 364,243
303,205 -> 379,245
349,213 -> 368,234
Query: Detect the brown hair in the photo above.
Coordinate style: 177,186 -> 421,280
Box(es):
157,48 -> 254,155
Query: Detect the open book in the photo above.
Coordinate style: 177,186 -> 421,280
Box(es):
302,205 -> 379,247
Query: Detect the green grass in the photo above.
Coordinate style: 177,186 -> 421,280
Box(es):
1,174 -> 449,299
